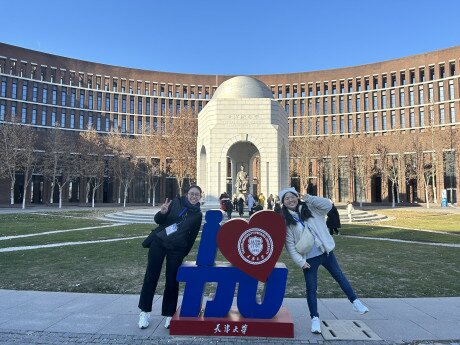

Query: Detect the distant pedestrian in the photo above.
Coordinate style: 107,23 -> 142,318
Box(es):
346,201 -> 354,222
274,195 -> 281,213
258,193 -> 266,209
326,201 -> 341,235
247,194 -> 255,216
267,194 -> 274,210
225,199 -> 233,219
252,201 -> 263,214
237,195 -> 245,217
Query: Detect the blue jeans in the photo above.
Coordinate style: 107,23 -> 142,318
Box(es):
303,251 -> 357,318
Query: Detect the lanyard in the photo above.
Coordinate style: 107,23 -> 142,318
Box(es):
176,207 -> 188,224
293,215 -> 319,242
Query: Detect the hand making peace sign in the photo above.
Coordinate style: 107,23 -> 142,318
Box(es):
160,198 -> 172,214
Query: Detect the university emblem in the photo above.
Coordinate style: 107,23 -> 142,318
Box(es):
238,228 -> 273,265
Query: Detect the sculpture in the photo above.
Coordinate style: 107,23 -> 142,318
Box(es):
235,166 -> 249,193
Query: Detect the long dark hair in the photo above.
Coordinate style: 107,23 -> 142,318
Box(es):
281,201 -> 313,226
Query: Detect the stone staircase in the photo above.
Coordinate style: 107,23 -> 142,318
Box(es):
102,206 -> 387,224
336,209 -> 388,223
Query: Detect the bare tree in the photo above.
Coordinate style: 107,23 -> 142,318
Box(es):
317,137 -> 341,200
290,136 -> 317,194
43,127 -> 79,207
79,129 -> 106,208
17,128 -> 38,209
0,120 -> 37,207
134,134 -> 165,206
164,108 -> 198,193
350,135 -> 374,207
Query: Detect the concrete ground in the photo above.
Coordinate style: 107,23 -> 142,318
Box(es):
0,289 -> 459,344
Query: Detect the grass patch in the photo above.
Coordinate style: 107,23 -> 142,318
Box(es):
369,209 -> 460,233
0,210 -> 459,298
341,223 -> 460,244
0,224 -> 154,249
0,213 -> 109,236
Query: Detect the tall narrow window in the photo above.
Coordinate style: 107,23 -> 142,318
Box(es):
381,92 -> 386,109
400,110 -> 405,128
438,82 -> 445,102
33,83 -> 38,102
41,109 -> 47,126
70,111 -> 75,129
418,86 -> 424,105
12,79 -> 18,98
32,106 -> 37,124
22,81 -> 28,100
439,105 -> 445,124
419,108 -> 425,127
409,109 -> 415,128
61,88 -> 66,106
0,101 -> 5,121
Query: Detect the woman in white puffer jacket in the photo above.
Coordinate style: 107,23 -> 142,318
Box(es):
278,187 -> 369,335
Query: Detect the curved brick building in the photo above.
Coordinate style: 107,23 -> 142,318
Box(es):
0,42 -> 459,206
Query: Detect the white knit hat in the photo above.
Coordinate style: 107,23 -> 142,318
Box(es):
278,187 -> 299,202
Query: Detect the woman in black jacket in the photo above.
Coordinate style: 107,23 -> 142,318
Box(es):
326,202 -> 341,235
138,185 -> 203,330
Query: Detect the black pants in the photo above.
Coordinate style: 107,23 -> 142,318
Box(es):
329,227 -> 339,235
138,237 -> 186,316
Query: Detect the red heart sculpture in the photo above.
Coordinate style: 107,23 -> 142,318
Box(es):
216,210 -> 286,282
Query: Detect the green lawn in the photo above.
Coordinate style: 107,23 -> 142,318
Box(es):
0,213 -> 109,236
341,223 -> 460,244
0,210 -> 459,298
368,209 -> 460,233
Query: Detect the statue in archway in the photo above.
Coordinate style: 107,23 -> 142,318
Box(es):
235,165 -> 249,194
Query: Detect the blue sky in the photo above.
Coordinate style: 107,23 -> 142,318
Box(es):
1,0 -> 460,75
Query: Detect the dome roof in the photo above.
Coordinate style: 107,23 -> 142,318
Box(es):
212,76 -> 274,99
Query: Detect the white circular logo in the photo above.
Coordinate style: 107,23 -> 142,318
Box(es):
237,227 -> 274,265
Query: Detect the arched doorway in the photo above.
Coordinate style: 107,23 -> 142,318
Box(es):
226,141 -> 260,197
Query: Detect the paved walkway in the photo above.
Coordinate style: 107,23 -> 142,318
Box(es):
0,289 -> 459,344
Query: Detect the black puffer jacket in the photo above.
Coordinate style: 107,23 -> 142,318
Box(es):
326,204 -> 341,229
153,196 -> 202,255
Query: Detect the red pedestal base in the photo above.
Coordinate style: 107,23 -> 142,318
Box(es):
169,306 -> 294,338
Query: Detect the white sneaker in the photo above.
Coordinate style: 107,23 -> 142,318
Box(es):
311,316 -> 321,334
353,299 -> 369,314
138,311 -> 150,329
164,316 -> 172,329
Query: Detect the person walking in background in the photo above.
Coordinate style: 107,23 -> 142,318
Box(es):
247,193 -> 255,216
267,193 -> 274,210
326,201 -> 341,235
258,192 -> 266,209
237,194 -> 245,217
274,195 -> 281,213
138,185 -> 203,330
225,198 -> 233,219
252,201 -> 263,213
278,187 -> 368,334
346,201 -> 354,222
232,194 -> 238,211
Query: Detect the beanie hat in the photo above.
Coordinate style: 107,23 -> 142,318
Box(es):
278,187 -> 299,203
